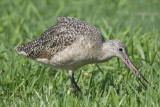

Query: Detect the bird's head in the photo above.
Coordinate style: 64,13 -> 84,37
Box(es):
102,40 -> 149,87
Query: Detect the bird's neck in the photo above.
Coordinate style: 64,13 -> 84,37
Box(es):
97,42 -> 115,63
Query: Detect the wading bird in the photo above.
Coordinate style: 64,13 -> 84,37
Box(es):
15,17 -> 148,96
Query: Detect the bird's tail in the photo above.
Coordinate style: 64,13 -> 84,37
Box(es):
15,39 -> 43,59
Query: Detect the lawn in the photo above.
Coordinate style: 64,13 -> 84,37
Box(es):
0,0 -> 160,106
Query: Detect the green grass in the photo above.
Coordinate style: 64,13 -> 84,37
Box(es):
0,0 -> 160,106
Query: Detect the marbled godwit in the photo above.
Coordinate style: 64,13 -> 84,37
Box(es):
15,17 -> 148,95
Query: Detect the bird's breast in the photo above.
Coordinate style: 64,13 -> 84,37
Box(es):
48,37 -> 100,70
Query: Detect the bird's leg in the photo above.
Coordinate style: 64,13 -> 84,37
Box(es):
68,70 -> 82,96
71,73 -> 82,94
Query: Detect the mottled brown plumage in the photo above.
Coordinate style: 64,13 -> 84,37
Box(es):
15,17 -> 148,96
15,17 -> 104,60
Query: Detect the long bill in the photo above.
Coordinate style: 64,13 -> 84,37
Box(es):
123,58 -> 149,88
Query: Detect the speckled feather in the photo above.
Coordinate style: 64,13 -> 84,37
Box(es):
15,17 -> 104,62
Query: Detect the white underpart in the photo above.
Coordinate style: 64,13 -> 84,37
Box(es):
36,58 -> 50,64
18,51 -> 28,56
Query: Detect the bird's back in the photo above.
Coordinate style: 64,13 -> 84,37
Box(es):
15,17 -> 105,69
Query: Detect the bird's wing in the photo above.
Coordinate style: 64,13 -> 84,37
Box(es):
15,20 -> 78,59
15,17 -> 103,60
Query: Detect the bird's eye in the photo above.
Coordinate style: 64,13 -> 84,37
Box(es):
119,48 -> 123,51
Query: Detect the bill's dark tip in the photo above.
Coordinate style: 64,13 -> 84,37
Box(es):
136,74 -> 149,89
129,60 -> 149,87
137,71 -> 149,84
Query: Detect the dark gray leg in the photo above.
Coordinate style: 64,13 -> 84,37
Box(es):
68,70 -> 82,96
